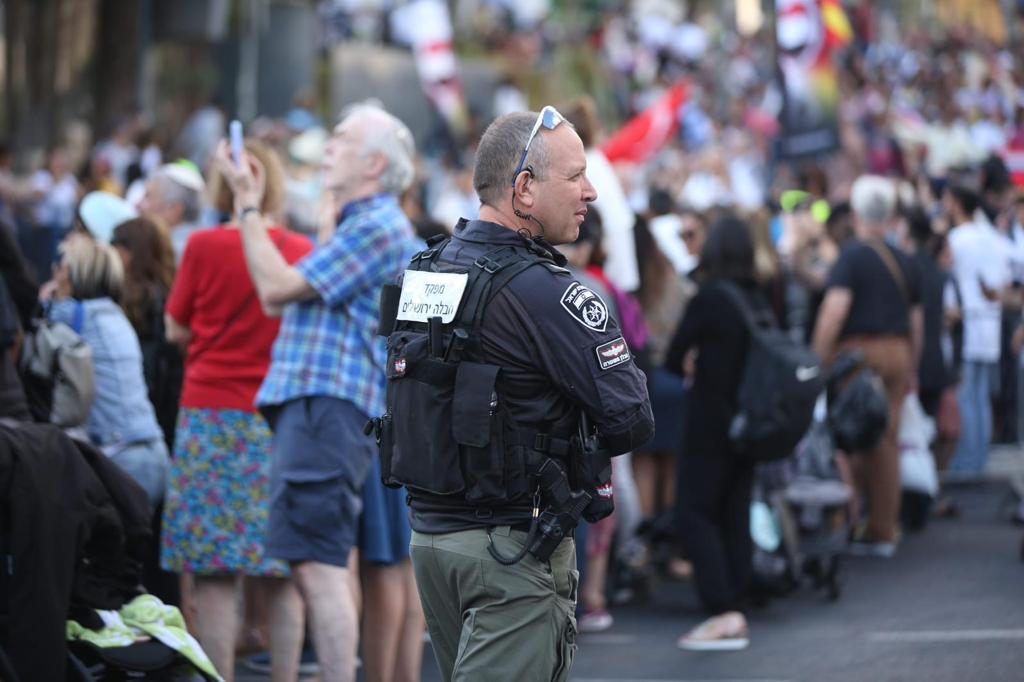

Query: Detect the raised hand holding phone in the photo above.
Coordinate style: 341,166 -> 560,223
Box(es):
214,139 -> 265,217
229,120 -> 244,167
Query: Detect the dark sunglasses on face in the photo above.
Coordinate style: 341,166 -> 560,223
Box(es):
510,106 -> 567,185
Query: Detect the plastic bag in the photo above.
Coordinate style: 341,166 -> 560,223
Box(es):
899,394 -> 938,496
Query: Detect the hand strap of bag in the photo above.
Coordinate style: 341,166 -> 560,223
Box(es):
866,240 -> 908,303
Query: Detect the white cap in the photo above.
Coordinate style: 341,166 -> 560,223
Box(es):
78,191 -> 139,244
289,127 -> 328,166
160,162 -> 206,194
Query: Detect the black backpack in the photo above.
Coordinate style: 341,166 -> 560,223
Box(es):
720,281 -> 823,462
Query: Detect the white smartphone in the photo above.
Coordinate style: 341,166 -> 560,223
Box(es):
229,120 -> 244,167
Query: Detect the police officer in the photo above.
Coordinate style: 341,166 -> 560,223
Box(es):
391,109 -> 654,681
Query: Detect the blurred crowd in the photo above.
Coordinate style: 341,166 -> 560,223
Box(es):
3,6 -> 1024,678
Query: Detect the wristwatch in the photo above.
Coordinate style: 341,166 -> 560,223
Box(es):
240,206 -> 261,221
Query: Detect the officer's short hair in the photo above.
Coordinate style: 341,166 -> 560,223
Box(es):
342,102 -> 416,196
474,112 -> 554,207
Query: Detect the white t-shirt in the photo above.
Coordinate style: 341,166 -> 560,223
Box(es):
948,219 -> 1011,363
31,171 -> 79,229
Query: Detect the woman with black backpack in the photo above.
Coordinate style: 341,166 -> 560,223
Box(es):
665,216 -> 772,651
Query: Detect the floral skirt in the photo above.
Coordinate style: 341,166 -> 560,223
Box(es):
160,408 -> 289,577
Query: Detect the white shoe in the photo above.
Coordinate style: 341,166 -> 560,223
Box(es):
578,609 -> 614,633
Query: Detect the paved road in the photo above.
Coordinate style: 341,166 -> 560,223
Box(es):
561,479 -> 1024,682
239,456 -> 1024,682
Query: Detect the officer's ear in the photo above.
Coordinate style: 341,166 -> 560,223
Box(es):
514,166 -> 537,209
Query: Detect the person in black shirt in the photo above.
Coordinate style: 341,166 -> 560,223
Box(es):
665,216 -> 770,651
903,210 -> 953,410
813,176 -> 923,556
904,208 -> 961,515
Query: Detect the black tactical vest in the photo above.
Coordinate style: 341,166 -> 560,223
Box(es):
370,235 -> 556,509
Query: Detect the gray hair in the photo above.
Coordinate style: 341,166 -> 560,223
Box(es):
152,171 -> 202,223
342,102 -> 416,195
850,175 -> 897,225
473,112 -> 555,207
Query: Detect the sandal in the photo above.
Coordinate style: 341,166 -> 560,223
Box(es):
677,612 -> 749,651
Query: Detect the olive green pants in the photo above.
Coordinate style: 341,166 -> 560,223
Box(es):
411,526 -> 579,682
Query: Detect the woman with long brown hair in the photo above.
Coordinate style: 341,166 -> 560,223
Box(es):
111,217 -> 182,448
160,139 -> 311,680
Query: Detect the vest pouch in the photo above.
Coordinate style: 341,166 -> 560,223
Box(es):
453,362 -> 520,503
385,332 -> 465,495
376,412 -> 401,489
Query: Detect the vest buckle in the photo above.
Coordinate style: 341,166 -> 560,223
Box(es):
475,253 -> 504,274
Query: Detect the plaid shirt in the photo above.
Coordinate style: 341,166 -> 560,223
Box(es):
256,193 -> 422,416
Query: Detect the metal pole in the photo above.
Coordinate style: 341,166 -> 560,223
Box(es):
236,0 -> 265,122
1002,0 -> 1019,47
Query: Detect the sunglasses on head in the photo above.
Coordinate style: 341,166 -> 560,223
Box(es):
511,106 -> 567,185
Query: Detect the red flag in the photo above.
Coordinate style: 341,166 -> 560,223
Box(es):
1004,133 -> 1024,188
602,82 -> 689,164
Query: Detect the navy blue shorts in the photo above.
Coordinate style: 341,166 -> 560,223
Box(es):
264,397 -> 375,568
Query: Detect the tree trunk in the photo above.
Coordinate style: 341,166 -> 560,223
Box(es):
3,0 -> 60,153
94,0 -> 141,138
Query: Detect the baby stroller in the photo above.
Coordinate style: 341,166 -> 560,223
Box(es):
752,350 -> 888,601
0,419 -> 220,681
752,397 -> 853,601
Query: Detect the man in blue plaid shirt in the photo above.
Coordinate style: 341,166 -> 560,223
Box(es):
216,103 -> 421,682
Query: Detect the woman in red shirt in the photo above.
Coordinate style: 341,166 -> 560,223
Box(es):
160,140 -> 312,680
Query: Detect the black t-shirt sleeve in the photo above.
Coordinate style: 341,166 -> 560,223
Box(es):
826,246 -> 857,291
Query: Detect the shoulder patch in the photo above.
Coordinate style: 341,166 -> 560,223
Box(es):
560,281 -> 609,332
595,337 -> 631,370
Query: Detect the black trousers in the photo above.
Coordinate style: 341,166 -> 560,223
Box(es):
676,449 -> 754,615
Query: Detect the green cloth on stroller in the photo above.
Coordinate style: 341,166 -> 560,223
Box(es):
67,594 -> 223,681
